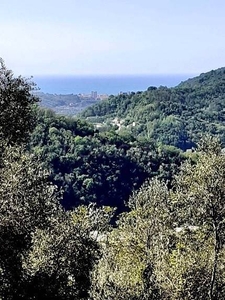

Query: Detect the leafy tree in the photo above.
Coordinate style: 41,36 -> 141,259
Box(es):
91,178 -> 171,300
0,59 -> 39,145
0,62 -> 101,299
171,136 -> 225,299
0,140 -> 102,300
92,137 -> 225,300
22,211 -> 100,300
0,144 -> 59,298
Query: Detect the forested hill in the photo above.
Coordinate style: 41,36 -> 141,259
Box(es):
178,67 -> 225,88
29,108 -> 185,214
2,61 -> 225,299
80,67 -> 225,150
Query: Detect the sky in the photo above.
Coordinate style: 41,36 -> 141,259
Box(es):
0,0 -> 225,76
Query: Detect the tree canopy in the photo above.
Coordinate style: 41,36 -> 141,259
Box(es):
0,60 -> 101,299
2,59 -> 225,299
91,137 -> 225,300
80,67 -> 225,150
0,59 -> 39,145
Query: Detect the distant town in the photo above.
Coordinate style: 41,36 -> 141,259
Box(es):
78,91 -> 108,101
35,91 -> 109,116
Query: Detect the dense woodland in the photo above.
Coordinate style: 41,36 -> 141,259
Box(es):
29,109 -> 184,214
1,59 -> 225,299
80,67 -> 225,150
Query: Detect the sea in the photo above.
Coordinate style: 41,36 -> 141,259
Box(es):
33,74 -> 195,95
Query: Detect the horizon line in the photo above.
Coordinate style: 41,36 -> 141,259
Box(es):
31,73 -> 197,78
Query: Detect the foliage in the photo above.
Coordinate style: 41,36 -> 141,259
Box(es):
3,60 -> 225,299
22,212 -> 100,300
0,62 -> 101,299
171,136 -> 225,299
0,143 -> 102,299
0,144 -> 55,298
37,92 -> 98,116
80,67 -> 225,150
91,178 -> 171,300
29,108 -> 185,213
0,58 -> 39,145
92,137 -> 225,300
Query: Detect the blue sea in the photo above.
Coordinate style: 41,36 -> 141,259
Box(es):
33,74 -> 194,95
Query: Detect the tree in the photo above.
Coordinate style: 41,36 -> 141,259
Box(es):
171,136 -> 225,299
0,144 -> 59,298
0,58 -> 39,145
91,178 -> 171,300
0,61 -> 101,299
22,211 -> 100,300
0,143 -> 103,299
92,136 -> 225,300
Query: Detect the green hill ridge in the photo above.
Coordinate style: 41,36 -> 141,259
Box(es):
80,67 -> 225,150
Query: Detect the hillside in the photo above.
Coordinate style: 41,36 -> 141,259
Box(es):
36,92 -> 98,115
178,67 -> 225,88
29,108 -> 185,214
80,67 -> 225,150
2,61 -> 225,299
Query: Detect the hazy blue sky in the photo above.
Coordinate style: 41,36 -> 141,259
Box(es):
0,0 -> 224,76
